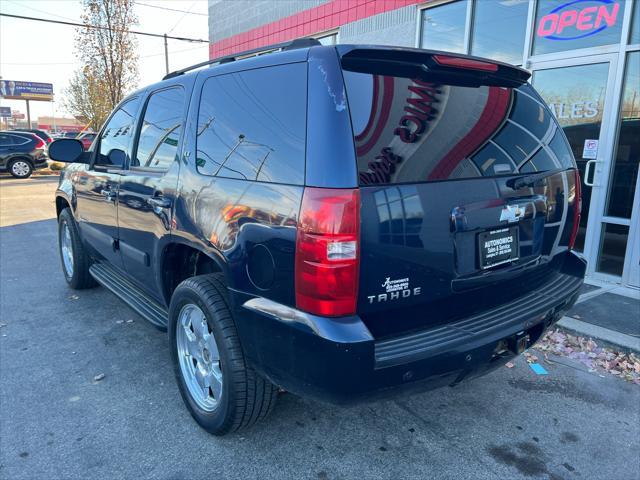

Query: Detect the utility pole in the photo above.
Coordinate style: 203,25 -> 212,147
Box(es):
25,99 -> 31,128
164,33 -> 169,75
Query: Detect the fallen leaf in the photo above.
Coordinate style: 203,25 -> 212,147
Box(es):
93,373 -> 105,382
505,362 -> 515,369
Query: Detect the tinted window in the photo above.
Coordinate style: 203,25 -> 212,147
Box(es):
196,63 -> 306,185
420,1 -> 468,54
0,134 -> 14,146
343,70 -> 575,186
133,87 -> 185,170
98,97 -> 140,167
471,0 -> 528,64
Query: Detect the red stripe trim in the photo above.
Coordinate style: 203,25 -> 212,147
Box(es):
209,0 -> 426,59
356,76 -> 395,157
427,87 -> 512,181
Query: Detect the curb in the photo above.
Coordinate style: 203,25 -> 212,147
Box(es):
557,316 -> 640,354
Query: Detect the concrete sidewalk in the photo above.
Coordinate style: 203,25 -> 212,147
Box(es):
559,283 -> 640,353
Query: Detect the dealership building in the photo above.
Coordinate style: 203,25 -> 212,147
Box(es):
207,0 -> 639,290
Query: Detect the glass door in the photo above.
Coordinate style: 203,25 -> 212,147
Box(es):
615,51 -> 640,288
531,54 -> 621,280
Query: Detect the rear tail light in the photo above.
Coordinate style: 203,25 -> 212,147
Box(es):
432,55 -> 498,72
568,169 -> 582,250
34,138 -> 46,149
295,187 -> 360,317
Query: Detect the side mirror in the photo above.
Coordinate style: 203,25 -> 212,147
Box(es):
107,149 -> 127,168
48,139 -> 86,163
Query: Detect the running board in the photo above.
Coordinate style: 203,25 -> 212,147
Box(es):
89,262 -> 168,330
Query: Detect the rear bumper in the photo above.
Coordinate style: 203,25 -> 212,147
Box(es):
33,158 -> 48,169
232,252 -> 586,404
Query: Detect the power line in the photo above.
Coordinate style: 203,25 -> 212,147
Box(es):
2,45 -> 208,66
0,13 -> 208,43
168,0 -> 197,34
137,2 -> 207,16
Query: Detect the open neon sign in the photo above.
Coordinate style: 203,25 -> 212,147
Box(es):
537,0 -> 620,41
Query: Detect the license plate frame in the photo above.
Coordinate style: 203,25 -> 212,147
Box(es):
478,226 -> 519,270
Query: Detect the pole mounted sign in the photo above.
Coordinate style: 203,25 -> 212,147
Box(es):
537,0 -> 620,41
0,106 -> 11,118
0,80 -> 53,101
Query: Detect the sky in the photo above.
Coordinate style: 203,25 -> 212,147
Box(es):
0,0 -> 210,123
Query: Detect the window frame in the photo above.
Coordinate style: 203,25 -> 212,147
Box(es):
129,85 -> 187,174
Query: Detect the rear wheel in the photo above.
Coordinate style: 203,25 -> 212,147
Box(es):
58,208 -> 97,289
169,274 -> 278,435
8,159 -> 33,179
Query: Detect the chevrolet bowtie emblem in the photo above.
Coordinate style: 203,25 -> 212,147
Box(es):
500,204 -> 525,223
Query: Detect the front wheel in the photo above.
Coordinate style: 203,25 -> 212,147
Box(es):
8,159 -> 33,179
169,274 -> 278,435
58,208 -> 97,289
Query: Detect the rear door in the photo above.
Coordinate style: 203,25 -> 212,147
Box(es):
341,49 -> 580,338
117,85 -> 187,302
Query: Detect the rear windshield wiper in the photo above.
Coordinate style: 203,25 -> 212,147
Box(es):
506,168 -> 566,190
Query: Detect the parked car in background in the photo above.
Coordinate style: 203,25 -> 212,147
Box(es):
12,128 -> 53,145
77,132 -> 97,150
49,42 -> 586,435
61,132 -> 80,139
0,131 -> 48,178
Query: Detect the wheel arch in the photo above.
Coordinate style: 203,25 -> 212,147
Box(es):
7,155 -> 34,166
160,241 -> 229,305
55,195 -> 71,218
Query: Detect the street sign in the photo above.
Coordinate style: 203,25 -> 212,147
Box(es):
0,80 -> 53,101
11,112 -> 25,119
0,106 -> 11,118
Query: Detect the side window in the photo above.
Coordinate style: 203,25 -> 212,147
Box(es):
196,63 -> 306,185
0,134 -> 14,146
133,87 -> 185,170
98,97 -> 140,167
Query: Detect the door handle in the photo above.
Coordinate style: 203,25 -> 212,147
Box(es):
147,196 -> 172,209
101,189 -> 116,202
583,160 -> 601,187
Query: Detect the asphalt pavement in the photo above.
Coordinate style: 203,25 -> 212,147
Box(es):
1,176 -> 639,480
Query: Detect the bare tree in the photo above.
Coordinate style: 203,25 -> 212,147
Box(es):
65,0 -> 138,128
63,68 -> 113,131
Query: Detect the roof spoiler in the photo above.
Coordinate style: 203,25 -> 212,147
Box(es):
337,46 -> 531,88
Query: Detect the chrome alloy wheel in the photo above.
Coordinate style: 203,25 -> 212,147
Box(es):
11,161 -> 30,177
176,304 -> 223,411
60,222 -> 74,278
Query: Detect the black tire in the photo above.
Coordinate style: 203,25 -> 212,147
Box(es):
58,208 -> 97,289
8,158 -> 33,179
168,274 -> 278,435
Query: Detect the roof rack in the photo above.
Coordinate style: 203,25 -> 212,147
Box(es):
163,37 -> 321,80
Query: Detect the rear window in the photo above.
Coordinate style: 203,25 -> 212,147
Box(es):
343,71 -> 575,186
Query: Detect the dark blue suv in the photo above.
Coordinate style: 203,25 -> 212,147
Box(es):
49,41 -> 586,435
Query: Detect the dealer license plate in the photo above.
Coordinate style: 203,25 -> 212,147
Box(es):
478,227 -> 519,270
